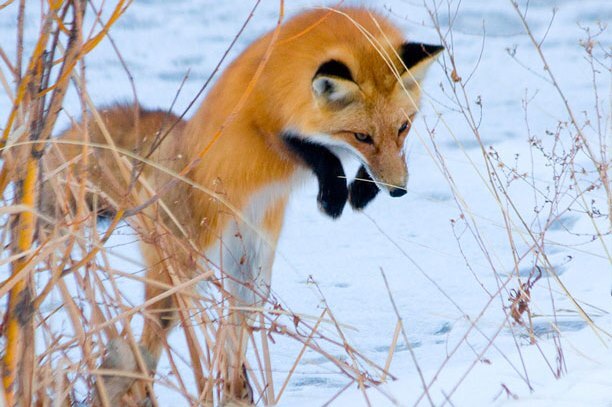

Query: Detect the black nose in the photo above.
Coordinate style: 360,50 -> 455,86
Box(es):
389,188 -> 407,197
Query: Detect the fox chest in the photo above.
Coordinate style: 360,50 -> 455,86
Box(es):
200,177 -> 300,303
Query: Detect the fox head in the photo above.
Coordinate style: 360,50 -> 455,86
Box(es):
283,41 -> 443,218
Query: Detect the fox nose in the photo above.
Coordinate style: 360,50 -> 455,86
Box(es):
389,187 -> 407,197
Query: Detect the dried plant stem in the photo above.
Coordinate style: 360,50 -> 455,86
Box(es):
2,2 -> 84,402
274,309 -> 326,403
2,15 -> 48,404
3,159 -> 36,406
381,320 -> 401,383
380,268 -> 433,406
510,0 -> 611,228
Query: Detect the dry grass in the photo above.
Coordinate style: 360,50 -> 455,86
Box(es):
0,0 -> 609,406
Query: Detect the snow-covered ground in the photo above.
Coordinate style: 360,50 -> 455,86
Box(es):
1,0 -> 610,406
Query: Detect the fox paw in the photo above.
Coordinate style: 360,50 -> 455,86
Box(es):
94,338 -> 156,405
317,179 -> 348,218
222,364 -> 254,406
348,165 -> 379,210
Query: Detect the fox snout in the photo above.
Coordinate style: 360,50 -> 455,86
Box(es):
377,171 -> 408,197
367,149 -> 408,197
347,158 -> 407,211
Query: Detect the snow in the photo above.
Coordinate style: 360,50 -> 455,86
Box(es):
0,0 -> 610,406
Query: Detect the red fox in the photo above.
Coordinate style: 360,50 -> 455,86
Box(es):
42,6 -> 442,405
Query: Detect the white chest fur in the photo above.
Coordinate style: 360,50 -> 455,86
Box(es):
202,173 -> 305,306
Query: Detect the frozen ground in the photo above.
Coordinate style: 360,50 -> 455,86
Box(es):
0,0 -> 610,406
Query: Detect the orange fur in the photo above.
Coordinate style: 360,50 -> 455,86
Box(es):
42,7 -> 441,405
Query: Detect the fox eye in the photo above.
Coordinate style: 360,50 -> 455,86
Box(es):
398,121 -> 409,135
354,132 -> 373,144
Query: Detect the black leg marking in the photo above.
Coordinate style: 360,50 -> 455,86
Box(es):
283,134 -> 347,218
242,363 -> 254,402
158,297 -> 176,329
349,165 -> 380,210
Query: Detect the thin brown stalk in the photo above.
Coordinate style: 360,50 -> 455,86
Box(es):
380,268 -> 433,406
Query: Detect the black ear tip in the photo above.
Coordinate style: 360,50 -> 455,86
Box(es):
402,42 -> 444,52
400,42 -> 445,69
426,44 -> 445,54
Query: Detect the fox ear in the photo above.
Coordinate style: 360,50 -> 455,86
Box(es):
399,42 -> 444,86
312,60 -> 359,109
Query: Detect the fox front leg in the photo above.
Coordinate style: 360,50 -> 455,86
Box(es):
348,165 -> 380,210
283,135 -> 348,218
314,148 -> 348,218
